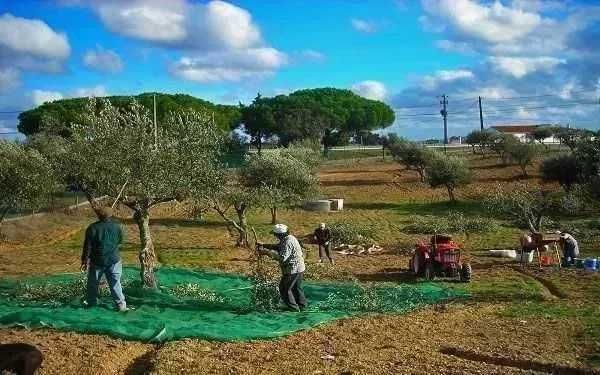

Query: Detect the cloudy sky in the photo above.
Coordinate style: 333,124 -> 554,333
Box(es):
1,0 -> 599,140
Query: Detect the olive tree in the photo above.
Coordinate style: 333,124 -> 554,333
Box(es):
485,184 -> 559,233
0,141 -> 56,236
198,168 -> 258,247
66,99 -> 224,287
540,154 -> 580,192
465,129 -> 495,155
388,138 -> 433,182
506,142 -> 540,178
425,153 -> 472,202
241,147 -> 320,224
531,126 -> 554,147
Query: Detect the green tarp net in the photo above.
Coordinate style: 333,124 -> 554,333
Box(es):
0,267 -> 465,342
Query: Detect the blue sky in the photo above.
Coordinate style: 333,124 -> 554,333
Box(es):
1,0 -> 599,140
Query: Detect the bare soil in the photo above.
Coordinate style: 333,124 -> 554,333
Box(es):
1,154 -> 598,374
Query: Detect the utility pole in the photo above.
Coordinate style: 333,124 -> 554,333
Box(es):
153,94 -> 158,150
478,96 -> 484,131
440,94 -> 448,151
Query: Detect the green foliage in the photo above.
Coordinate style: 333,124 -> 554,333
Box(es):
465,129 -> 495,154
425,153 -> 472,201
66,98 -> 225,206
18,92 -> 241,136
168,284 -> 226,303
554,127 -> 594,150
241,147 -> 320,210
489,132 -> 520,164
540,154 -> 580,191
484,184 -> 564,232
505,142 -> 540,177
328,221 -> 377,246
0,140 -> 57,223
240,94 -> 276,152
573,136 -> 600,202
403,212 -> 499,234
531,126 -> 554,144
238,88 -> 395,148
10,276 -> 134,308
388,138 -> 433,182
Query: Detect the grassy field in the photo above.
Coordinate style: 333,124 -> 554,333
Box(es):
0,152 -> 599,374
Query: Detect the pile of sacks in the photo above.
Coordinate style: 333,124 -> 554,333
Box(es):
335,244 -> 383,256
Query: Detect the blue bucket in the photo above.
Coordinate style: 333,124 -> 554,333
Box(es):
584,258 -> 597,272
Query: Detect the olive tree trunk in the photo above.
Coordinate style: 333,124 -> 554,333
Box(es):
270,207 -> 278,224
446,185 -> 456,202
134,208 -> 157,288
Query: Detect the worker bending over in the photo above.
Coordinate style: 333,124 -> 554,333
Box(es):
258,224 -> 307,311
559,232 -> 579,266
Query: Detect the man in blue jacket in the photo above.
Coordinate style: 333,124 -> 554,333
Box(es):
81,206 -> 127,311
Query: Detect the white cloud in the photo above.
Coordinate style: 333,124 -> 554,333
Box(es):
95,0 -> 188,43
83,45 -> 124,73
72,85 -> 108,98
489,56 -> 565,78
299,49 -> 326,62
0,68 -> 20,92
91,0 -> 262,50
351,80 -> 388,101
189,0 -> 262,50
435,39 -> 474,54
0,13 -> 70,60
170,48 -> 288,83
351,18 -> 377,33
422,0 -> 541,44
78,0 -> 285,83
29,85 -> 108,108
31,89 -> 64,106
0,13 -> 71,77
421,69 -> 474,90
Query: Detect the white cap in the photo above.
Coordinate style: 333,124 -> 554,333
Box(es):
272,224 -> 288,234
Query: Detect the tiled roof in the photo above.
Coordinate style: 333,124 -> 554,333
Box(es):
491,125 -> 539,134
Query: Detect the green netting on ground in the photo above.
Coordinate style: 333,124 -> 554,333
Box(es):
0,267 -> 466,342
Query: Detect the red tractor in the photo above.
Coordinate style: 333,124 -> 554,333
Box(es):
409,234 -> 472,282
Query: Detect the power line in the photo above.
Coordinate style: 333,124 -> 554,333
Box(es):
481,89 -> 597,102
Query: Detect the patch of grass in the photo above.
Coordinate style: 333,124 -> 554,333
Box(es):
468,274 -> 544,302
404,212 -> 499,234
157,248 -> 221,268
329,220 -> 377,246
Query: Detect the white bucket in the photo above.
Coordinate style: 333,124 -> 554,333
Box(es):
516,251 -> 534,263
489,250 -> 517,258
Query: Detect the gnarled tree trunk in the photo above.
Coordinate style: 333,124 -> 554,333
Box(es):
270,207 -> 278,224
446,185 -> 456,202
134,208 -> 157,288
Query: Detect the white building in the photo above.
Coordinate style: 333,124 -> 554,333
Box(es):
491,125 -> 558,144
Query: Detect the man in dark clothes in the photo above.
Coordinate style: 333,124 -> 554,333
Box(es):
258,224 -> 307,311
81,206 -> 127,311
0,343 -> 43,375
313,222 -> 334,264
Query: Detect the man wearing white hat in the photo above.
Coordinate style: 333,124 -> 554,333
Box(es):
559,231 -> 579,265
258,223 -> 307,311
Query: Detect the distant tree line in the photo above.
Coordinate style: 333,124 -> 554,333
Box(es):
18,93 -> 242,136
239,88 -> 395,153
19,89 -> 395,154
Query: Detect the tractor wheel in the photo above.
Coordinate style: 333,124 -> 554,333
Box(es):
423,263 -> 435,281
460,263 -> 472,283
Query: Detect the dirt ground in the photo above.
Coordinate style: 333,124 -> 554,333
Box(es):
1,154 -> 599,374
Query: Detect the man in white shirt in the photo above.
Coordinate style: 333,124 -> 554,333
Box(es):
258,224 -> 307,311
